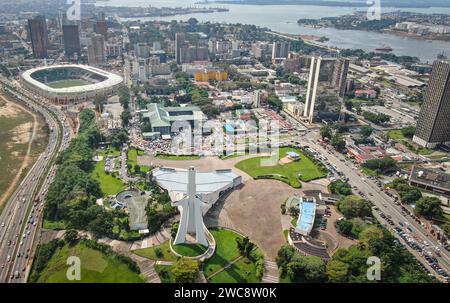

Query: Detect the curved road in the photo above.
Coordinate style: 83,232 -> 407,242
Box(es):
0,78 -> 72,282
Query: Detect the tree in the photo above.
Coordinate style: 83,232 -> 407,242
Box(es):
336,220 -> 354,237
415,197 -> 444,219
344,99 -> 353,111
267,94 -> 283,112
326,260 -> 349,283
127,180 -> 136,190
134,164 -> 141,174
329,180 -> 352,196
399,187 -> 422,205
337,195 -> 372,219
320,125 -> 332,140
171,222 -> 179,239
64,229 -> 79,245
121,110 -> 132,126
172,258 -> 199,283
286,255 -> 326,282
363,157 -> 396,172
359,226 -> 384,247
93,94 -> 107,113
276,244 -> 296,276
401,126 -> 416,138
360,125 -> 374,138
289,206 -> 299,217
331,134 -> 346,152
236,236 -> 255,258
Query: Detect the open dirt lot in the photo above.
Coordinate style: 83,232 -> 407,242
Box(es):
0,94 -> 48,208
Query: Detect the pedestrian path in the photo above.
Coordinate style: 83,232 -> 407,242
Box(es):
262,260 -> 279,283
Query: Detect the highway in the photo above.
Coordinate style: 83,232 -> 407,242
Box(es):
0,78 -> 73,282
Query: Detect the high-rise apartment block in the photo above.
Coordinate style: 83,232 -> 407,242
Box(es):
303,57 -> 349,123
272,41 -> 290,60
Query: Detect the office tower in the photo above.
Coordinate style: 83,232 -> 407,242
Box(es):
28,16 -> 48,59
62,24 -> 81,57
413,60 -> 450,148
175,33 -> 185,64
303,57 -> 343,123
179,46 -> 209,64
88,34 -> 105,65
94,20 -> 108,40
272,41 -> 290,59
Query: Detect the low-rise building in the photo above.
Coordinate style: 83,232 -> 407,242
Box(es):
409,166 -> 450,197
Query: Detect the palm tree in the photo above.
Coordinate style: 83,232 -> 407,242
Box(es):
236,236 -> 255,258
127,180 -> 136,190
93,94 -> 107,113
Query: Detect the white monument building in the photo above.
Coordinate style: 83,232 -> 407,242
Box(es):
152,167 -> 242,247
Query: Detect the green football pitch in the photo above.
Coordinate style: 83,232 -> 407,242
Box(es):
47,79 -> 89,89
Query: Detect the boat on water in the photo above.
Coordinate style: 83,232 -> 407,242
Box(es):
375,45 -> 393,53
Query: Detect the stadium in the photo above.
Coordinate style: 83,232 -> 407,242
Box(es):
21,64 -> 123,104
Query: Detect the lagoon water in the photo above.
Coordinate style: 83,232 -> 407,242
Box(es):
100,0 -> 450,62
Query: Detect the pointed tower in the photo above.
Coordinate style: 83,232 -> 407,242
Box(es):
173,167 -> 208,247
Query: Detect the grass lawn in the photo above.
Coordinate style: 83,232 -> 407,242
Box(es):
47,79 -> 88,89
362,167 -> 381,177
91,159 -> 126,196
133,240 -> 177,262
128,148 -> 149,175
37,243 -> 144,283
387,130 -> 405,141
203,228 -> 244,278
387,132 -> 433,156
208,250 -> 262,283
220,153 -> 246,160
156,154 -> 201,160
290,216 -> 298,227
172,243 -> 207,257
101,146 -> 121,157
283,229 -> 289,242
43,220 -> 66,230
235,147 -> 326,188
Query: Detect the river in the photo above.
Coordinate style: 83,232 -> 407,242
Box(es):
99,0 -> 450,63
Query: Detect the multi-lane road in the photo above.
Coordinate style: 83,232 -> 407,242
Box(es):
0,78 -> 72,282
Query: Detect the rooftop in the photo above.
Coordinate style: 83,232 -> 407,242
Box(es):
410,166 -> 450,192
142,103 -> 207,128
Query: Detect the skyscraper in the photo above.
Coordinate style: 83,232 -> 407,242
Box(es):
94,20 -> 108,40
303,57 -> 346,123
62,24 -> 81,57
272,41 -> 290,60
330,58 -> 350,98
28,16 -> 48,59
88,34 -> 105,65
179,46 -> 209,64
175,33 -> 185,64
413,60 -> 450,148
